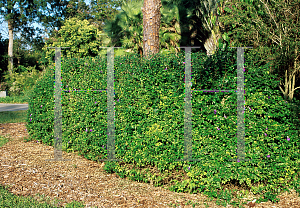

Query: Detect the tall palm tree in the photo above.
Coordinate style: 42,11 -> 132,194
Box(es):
102,0 -> 144,58
160,0 -> 215,57
193,0 -> 225,56
102,0 -> 200,59
159,0 -> 183,56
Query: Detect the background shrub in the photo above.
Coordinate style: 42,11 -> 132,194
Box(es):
2,65 -> 46,98
41,17 -> 108,66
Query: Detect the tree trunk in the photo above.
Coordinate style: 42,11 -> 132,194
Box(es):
203,5 -> 223,57
7,19 -> 14,75
142,0 -> 162,61
204,27 -> 222,56
279,44 -> 300,101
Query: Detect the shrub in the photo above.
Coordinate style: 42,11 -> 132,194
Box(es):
41,17 -> 107,66
25,47 -> 300,203
2,65 -> 45,97
0,82 -> 7,91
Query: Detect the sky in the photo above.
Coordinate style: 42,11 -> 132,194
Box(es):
0,0 -> 121,50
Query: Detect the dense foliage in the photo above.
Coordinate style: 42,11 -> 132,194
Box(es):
0,0 -> 299,206
217,0 -> 300,100
0,34 -> 47,96
25,44 -> 300,204
41,17 -> 106,65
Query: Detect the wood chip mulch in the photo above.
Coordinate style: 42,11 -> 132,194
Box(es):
0,122 -> 300,208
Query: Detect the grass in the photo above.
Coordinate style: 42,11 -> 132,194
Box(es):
0,183 -> 87,208
0,92 -> 31,124
0,92 -> 32,104
0,93 -> 91,208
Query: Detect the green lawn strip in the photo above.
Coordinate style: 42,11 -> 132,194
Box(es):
0,183 -> 64,208
0,94 -> 30,104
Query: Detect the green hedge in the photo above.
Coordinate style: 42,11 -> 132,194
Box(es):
25,46 -> 300,203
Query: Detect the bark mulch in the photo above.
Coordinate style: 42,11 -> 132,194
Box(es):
1,122 -> 300,208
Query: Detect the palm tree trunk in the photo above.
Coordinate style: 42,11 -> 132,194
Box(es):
279,44 -> 300,101
142,0 -> 162,61
195,0 -> 224,57
204,27 -> 222,56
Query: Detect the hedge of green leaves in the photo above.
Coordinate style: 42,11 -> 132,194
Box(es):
25,46 -> 300,203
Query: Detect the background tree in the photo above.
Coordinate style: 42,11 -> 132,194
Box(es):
38,0 -> 92,51
40,0 -> 133,59
0,0 -> 113,96
217,0 -> 300,101
0,0 -> 63,74
0,0 -> 114,76
41,17 -> 106,65
142,0 -> 162,60
0,18 -> 46,85
158,0 -> 183,56
102,0 -> 208,59
168,0 -> 206,55
0,33 -> 8,84
48,0 -> 220,60
88,0 -> 129,32
102,0 -> 145,57
193,0 -> 224,56
11,35 -> 28,68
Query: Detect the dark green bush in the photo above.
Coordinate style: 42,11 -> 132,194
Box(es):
25,46 -> 299,204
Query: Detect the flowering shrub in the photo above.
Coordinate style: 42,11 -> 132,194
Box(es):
25,46 -> 300,205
